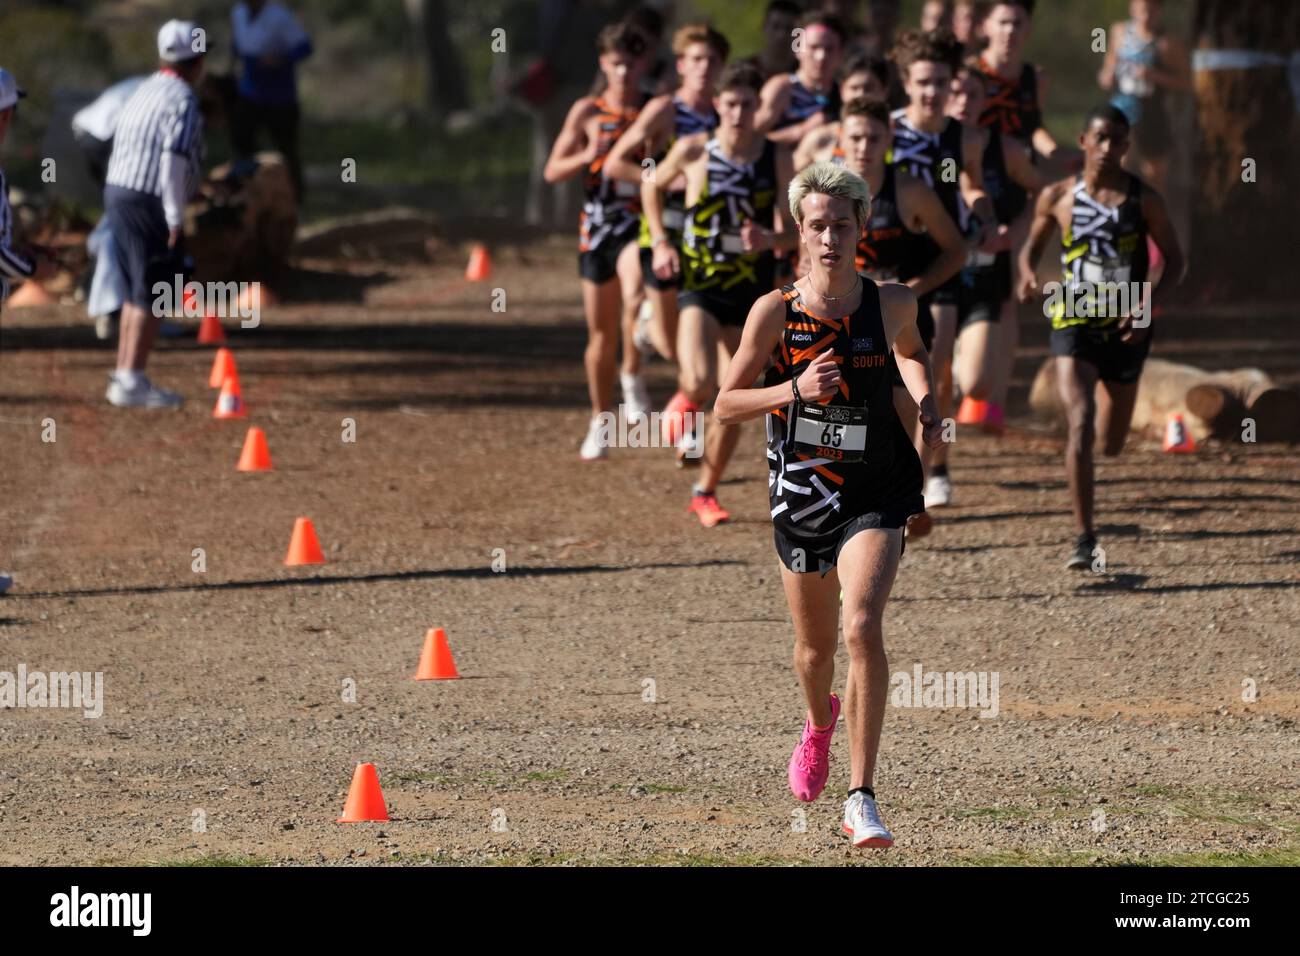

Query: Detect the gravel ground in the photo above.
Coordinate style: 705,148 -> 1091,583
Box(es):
0,242 -> 1296,865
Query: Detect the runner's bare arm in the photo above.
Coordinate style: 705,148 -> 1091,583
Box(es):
754,74 -> 789,133
544,99 -> 598,183
960,126 -> 996,246
793,122 -> 838,170
1097,22 -> 1124,90
605,94 -> 672,184
641,134 -> 705,243
883,284 -> 943,446
714,290 -> 805,425
900,173 -> 966,296
1016,178 -> 1067,301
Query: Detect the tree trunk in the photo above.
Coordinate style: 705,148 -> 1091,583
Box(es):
406,0 -> 470,117
1189,1 -> 1300,301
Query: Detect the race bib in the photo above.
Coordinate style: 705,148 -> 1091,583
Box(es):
719,231 -> 745,255
1081,259 -> 1131,287
966,247 -> 997,268
661,208 -> 685,230
789,402 -> 868,462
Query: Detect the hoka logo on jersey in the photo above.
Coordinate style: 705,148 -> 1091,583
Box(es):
790,332 -> 814,343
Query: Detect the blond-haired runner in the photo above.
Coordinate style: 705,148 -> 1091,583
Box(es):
715,162 -> 944,847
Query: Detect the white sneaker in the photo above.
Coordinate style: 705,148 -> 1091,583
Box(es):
675,426 -> 701,467
579,417 -> 608,461
842,791 -> 894,848
620,371 -> 651,424
94,314 -> 118,342
105,374 -> 183,409
632,299 -> 657,357
925,473 -> 953,508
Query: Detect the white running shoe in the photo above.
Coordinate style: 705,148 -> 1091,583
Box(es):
632,299 -> 657,357
842,791 -> 894,848
94,314 -> 118,342
925,473 -> 953,508
621,371 -> 651,424
105,374 -> 183,409
579,417 -> 608,461
675,424 -> 701,467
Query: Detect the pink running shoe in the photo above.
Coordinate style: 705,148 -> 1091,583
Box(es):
981,401 -> 1006,435
788,693 -> 841,802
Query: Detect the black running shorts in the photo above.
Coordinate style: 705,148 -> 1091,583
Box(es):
639,244 -> 681,291
1050,323 -> 1153,384
578,229 -> 637,285
773,506 -> 916,576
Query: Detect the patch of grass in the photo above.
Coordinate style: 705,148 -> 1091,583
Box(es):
952,848 -> 1095,867
643,783 -> 687,794
522,769 -> 569,783
1130,846 -> 1300,867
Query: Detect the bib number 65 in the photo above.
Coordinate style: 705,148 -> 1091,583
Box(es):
820,424 -> 844,448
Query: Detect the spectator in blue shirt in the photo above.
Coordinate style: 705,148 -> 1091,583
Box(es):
230,1 -> 312,202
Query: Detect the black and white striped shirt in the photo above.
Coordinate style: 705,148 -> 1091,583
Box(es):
105,70 -> 205,199
0,168 -> 35,301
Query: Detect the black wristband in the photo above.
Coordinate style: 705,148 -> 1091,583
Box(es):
791,373 -> 801,403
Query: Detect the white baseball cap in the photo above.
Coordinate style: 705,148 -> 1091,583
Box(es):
157,19 -> 205,63
0,68 -> 26,111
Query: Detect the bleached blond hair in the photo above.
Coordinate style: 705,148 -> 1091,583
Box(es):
788,161 -> 873,230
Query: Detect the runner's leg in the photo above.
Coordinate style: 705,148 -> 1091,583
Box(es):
781,561 -> 840,730
617,239 -> 646,378
698,325 -> 744,493
582,277 -> 621,417
928,303 -> 958,471
837,526 -> 903,790
1055,355 -> 1101,538
1094,377 -> 1140,457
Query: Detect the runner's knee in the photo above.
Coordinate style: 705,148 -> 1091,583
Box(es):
842,608 -> 884,657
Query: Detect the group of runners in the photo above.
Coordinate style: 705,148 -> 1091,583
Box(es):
546,0 -> 1186,848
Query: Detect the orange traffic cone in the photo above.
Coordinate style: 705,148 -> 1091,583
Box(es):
7,280 -> 54,308
337,763 -> 389,823
413,627 -> 461,680
208,347 -> 237,388
236,426 -> 273,472
956,396 -> 988,425
285,516 -> 325,566
212,373 -> 246,419
465,243 -> 491,281
198,313 -> 226,345
1163,413 -> 1196,453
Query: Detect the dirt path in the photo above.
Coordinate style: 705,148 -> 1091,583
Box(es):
1,244 -> 1296,865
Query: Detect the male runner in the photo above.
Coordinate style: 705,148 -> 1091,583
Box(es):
1016,105 -> 1183,569
756,10 -> 848,145
544,22 -> 649,460
644,62 -> 797,524
605,22 -> 727,429
715,161 -> 944,847
888,28 -> 994,509
792,50 -> 891,170
940,61 -> 1039,450
738,1 -> 800,81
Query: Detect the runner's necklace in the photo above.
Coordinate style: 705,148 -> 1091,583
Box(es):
810,275 -> 860,302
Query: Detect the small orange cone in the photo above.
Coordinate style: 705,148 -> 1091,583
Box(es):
198,313 -> 226,345
285,516 -> 325,566
1163,412 -> 1196,453
337,763 -> 389,823
956,396 -> 988,425
237,426 -> 273,472
465,243 -> 491,281
7,281 -> 54,308
212,373 -> 246,419
208,347 -> 237,388
413,627 -> 461,680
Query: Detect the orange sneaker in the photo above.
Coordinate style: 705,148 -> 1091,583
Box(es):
687,491 -> 730,528
661,390 -> 699,446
